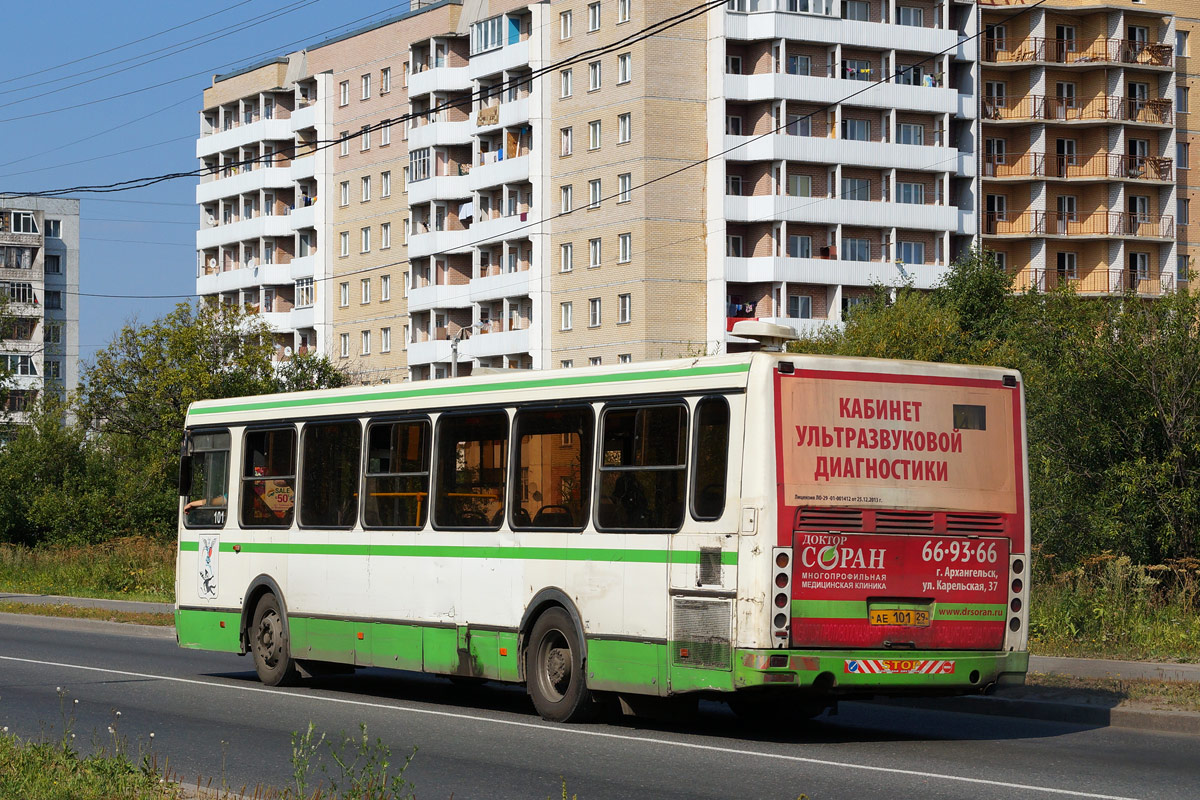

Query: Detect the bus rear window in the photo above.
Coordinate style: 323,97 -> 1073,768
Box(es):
364,419 -> 431,529
300,420 -> 362,528
434,412 -> 508,529
953,404 -> 987,430
597,405 -> 687,531
691,398 -> 729,520
242,428 -> 297,528
184,430 -> 230,528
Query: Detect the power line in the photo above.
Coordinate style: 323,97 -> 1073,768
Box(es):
2,0 -> 259,86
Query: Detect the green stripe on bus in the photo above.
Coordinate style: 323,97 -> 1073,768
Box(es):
188,363 -> 751,417
792,599 -> 1008,620
179,539 -> 737,565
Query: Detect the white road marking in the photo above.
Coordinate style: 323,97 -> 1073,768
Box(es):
0,654 -> 1142,800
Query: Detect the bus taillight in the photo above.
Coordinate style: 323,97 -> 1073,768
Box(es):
771,547 -> 792,648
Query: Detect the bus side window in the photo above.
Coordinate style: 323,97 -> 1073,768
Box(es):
364,419 -> 431,529
596,404 -> 687,531
434,411 -> 508,530
183,429 -> 231,528
241,427 -> 297,528
511,406 -> 594,530
691,397 -> 730,521
299,420 -> 363,529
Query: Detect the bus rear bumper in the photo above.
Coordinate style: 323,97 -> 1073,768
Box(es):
733,649 -> 1029,695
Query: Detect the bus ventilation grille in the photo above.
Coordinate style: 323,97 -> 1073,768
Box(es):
794,508 -> 864,531
672,598 -> 732,670
946,513 -> 1007,534
875,511 -> 935,533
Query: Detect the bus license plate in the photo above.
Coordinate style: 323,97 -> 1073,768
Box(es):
869,609 -> 930,627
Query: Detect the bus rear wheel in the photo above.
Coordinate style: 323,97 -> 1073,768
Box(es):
526,607 -> 592,723
250,593 -> 299,687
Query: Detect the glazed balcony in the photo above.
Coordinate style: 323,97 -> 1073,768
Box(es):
983,95 -> 1173,126
983,153 -> 1173,182
982,37 -> 1173,68
983,211 -> 1174,239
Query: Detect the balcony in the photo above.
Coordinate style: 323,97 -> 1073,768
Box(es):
983,211 -> 1174,240
724,10 -> 961,57
196,214 -> 296,250
462,326 -> 531,359
197,118 -> 294,158
407,225 -> 478,258
726,195 -> 965,233
724,256 -> 946,290
408,281 -> 473,311
196,166 -> 294,205
983,95 -> 1174,126
407,338 -> 455,366
469,268 -> 531,303
983,37 -> 1173,68
468,39 -> 530,81
725,73 -> 960,116
472,97 -> 531,132
409,64 -> 472,97
469,153 -> 530,191
408,117 -> 473,149
983,153 -> 1174,182
725,134 -> 965,175
409,174 -> 472,205
1012,267 -> 1176,296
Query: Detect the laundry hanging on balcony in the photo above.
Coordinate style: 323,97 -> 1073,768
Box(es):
459,201 -> 474,220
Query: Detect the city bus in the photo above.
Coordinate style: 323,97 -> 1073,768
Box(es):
175,350 -> 1030,722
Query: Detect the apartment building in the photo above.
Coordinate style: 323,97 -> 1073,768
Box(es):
0,196 -> 80,422
1162,0 -> 1197,288
196,0 -> 982,379
979,0 -> 1180,294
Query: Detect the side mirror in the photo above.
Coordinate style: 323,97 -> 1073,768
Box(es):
178,435 -> 193,497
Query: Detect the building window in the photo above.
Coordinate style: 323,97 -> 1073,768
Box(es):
898,182 -> 925,204
340,232 -> 350,257
340,132 -> 350,156
339,282 -> 350,306
843,238 -> 871,261
787,174 -> 811,197
361,227 -> 371,253
296,278 -> 314,307
360,125 -> 371,151
560,10 -> 572,39
589,61 -> 601,91
381,67 -> 391,93
1179,255 -> 1191,282
1180,198 -> 1191,226
339,333 -> 349,358
44,323 -> 62,344
618,233 -> 631,263
588,1 -> 601,31
787,235 -> 812,258
361,73 -> 371,99
842,119 -> 870,141
339,80 -> 349,105
727,54 -> 743,75
897,6 -> 923,26
589,238 -> 602,267
1179,87 -> 1190,114
618,353 -> 631,364
725,115 -> 743,135
381,327 -> 391,353
410,148 -> 431,181
618,173 -> 632,203
470,15 -> 504,54
1179,142 -> 1190,170
561,184 -> 574,213
589,357 -> 602,367
787,55 -> 810,76
359,278 -> 370,305
589,120 -> 602,149
618,293 -> 631,323
381,121 -> 391,146
561,242 -> 573,272
361,176 -> 371,201
589,298 -> 601,327
589,179 -> 602,208
561,301 -> 573,330
842,0 -> 869,21
618,112 -> 631,143
381,274 -> 391,300
45,290 -> 62,310
340,181 -> 350,206
617,53 -> 631,84
381,222 -> 391,249
843,58 -> 872,81
44,219 -> 61,238
898,123 -> 924,145
618,0 -> 630,23
561,127 -> 573,156
561,69 -> 573,97
561,360 -> 574,369
898,241 -> 925,264
1130,251 -> 1150,282
1177,30 -> 1189,56
44,254 -> 61,273
896,64 -> 924,86
44,359 -> 61,380
726,235 -> 744,257
841,177 -> 870,201
788,295 -> 813,319
381,171 -> 391,197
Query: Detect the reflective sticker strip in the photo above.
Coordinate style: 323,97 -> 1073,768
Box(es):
844,659 -> 955,674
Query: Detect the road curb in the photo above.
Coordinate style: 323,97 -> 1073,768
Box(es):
872,695 -> 1200,736
0,610 -> 176,639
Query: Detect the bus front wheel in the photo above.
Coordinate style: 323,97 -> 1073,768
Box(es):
526,607 -> 592,723
250,593 -> 300,687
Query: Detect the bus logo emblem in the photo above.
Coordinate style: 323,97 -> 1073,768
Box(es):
198,535 -> 219,599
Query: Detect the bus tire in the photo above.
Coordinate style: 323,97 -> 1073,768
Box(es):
250,593 -> 299,687
525,607 -> 592,723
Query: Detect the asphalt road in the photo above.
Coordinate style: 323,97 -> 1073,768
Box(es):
0,614 -> 1196,800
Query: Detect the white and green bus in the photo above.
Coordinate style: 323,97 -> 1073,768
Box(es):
176,351 -> 1030,721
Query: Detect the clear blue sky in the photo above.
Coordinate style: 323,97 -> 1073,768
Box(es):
0,0 -> 411,366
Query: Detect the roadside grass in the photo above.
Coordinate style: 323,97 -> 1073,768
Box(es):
0,538 -> 174,602
0,602 -> 173,626
0,733 -> 177,800
1022,673 -> 1200,713
1029,555 -> 1200,662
